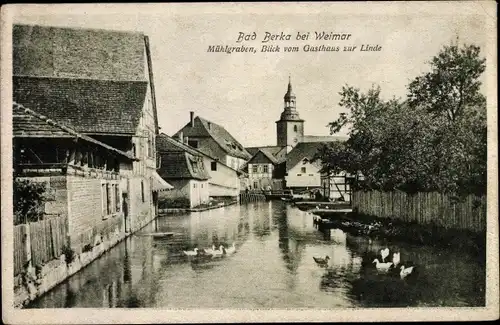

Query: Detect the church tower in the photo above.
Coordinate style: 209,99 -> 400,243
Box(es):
276,76 -> 304,151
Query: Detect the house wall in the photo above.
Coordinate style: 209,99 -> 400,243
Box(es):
321,173 -> 351,201
66,170 -> 124,252
285,160 -> 321,188
225,155 -> 247,171
159,179 -> 209,208
202,156 -> 240,197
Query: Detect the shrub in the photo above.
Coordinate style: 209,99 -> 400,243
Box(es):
13,178 -> 47,225
62,245 -> 75,264
158,197 -> 191,209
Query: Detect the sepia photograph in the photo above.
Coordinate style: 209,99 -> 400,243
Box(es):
1,2 -> 498,323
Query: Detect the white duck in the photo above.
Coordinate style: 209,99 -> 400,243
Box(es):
400,265 -> 415,279
183,248 -> 199,256
392,252 -> 401,266
209,245 -> 226,258
225,243 -> 237,255
380,248 -> 390,262
373,258 -> 393,273
204,245 -> 216,255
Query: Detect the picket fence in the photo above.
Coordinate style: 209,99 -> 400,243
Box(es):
352,191 -> 486,233
13,217 -> 66,276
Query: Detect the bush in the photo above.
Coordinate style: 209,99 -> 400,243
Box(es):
62,245 -> 75,264
158,197 -> 191,209
13,179 -> 47,225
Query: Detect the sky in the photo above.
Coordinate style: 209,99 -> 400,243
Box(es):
10,3 -> 490,147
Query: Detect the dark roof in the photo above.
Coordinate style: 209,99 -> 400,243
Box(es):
157,133 -> 240,173
13,76 -> 148,135
13,103 -> 136,160
286,142 -> 328,172
13,24 -> 147,81
301,135 -> 349,143
245,146 -> 287,159
12,24 -> 150,136
157,151 -> 210,181
174,116 -> 252,160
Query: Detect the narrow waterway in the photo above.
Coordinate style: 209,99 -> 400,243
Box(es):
26,201 -> 485,308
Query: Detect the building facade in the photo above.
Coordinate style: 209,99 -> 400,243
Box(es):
157,133 -> 241,199
12,24 -> 169,238
13,104 -> 138,253
173,112 -> 252,170
242,147 -> 287,190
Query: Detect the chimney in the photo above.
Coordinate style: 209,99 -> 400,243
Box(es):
177,131 -> 183,142
190,111 -> 195,127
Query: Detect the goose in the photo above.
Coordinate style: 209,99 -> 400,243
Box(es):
313,256 -> 330,267
400,265 -> 415,279
380,248 -> 390,262
183,248 -> 199,256
204,245 -> 217,255
209,245 -> 226,258
392,252 -> 401,266
225,243 -> 237,255
373,259 -> 393,273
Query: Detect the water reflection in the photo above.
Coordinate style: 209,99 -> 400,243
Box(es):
26,201 -> 485,309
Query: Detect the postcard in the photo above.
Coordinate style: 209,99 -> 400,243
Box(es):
1,2 -> 498,324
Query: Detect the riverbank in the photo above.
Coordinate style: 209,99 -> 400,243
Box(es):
159,200 -> 238,214
15,229 -> 127,308
313,210 -> 486,255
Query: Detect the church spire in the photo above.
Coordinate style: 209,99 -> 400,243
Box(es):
284,75 -> 295,100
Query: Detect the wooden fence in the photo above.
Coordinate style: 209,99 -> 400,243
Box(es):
13,217 -> 67,275
352,191 -> 486,233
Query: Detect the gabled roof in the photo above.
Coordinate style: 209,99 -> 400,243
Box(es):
13,102 -> 136,161
13,24 -> 150,136
174,116 -> 252,160
245,146 -> 287,162
157,151 -> 210,181
285,142 -> 328,172
156,133 -> 241,174
13,24 -> 146,81
14,76 -> 148,135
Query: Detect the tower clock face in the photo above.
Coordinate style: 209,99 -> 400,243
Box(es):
293,138 -> 298,143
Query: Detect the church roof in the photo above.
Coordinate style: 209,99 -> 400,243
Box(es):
300,135 -> 349,143
284,76 -> 295,99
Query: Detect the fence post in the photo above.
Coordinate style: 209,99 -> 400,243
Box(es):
24,223 -> 32,266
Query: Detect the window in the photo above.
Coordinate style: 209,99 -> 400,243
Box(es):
193,183 -> 197,188
211,161 -> 217,171
297,174 -> 302,176
294,125 -> 298,132
141,181 -> 145,203
188,140 -> 198,148
101,183 -> 107,217
253,181 -> 258,189
263,165 -> 269,173
115,185 -> 120,212
201,184 -> 203,188
301,167 -> 306,173
132,144 -> 137,158
309,174 -> 314,176
106,184 -> 111,215
252,165 -> 258,173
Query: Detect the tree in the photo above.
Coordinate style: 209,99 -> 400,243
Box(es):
407,43 -> 486,123
319,42 -> 487,196
13,178 -> 47,225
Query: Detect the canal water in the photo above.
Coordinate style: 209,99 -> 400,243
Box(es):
26,201 -> 485,309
